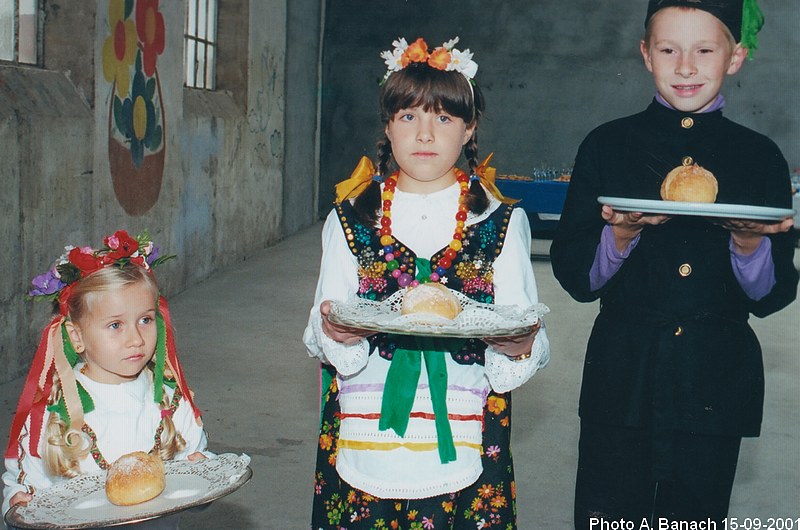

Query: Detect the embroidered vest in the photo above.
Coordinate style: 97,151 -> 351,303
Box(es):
336,201 -> 514,365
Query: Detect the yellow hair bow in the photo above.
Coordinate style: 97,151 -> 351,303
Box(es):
334,157 -> 378,205
333,154 -> 519,206
475,153 -> 519,205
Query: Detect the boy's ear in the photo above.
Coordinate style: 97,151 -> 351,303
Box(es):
640,40 -> 654,72
64,321 -> 85,354
727,44 -> 748,75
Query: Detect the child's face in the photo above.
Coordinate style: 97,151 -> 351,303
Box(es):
640,7 -> 747,113
385,106 -> 474,193
67,281 -> 158,384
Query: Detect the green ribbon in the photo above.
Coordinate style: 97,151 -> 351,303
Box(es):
153,310 -> 168,404
49,322 -> 95,426
415,258 -> 433,283
741,0 -> 764,59
47,381 -> 94,427
60,323 -> 80,368
379,335 -> 466,464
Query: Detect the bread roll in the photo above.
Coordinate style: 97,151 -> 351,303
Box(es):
105,451 -> 166,506
401,283 -> 462,319
660,163 -> 718,203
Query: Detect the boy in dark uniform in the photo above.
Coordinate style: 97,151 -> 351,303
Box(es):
550,0 -> 798,527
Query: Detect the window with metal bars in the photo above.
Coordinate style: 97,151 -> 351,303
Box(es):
0,0 -> 41,65
185,0 -> 218,89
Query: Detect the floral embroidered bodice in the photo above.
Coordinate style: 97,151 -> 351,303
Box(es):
336,201 -> 514,365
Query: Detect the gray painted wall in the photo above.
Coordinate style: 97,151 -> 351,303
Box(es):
284,0 -> 324,235
319,0 -> 799,217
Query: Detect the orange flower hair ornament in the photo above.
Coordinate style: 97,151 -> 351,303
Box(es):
380,37 -> 478,85
5,230 -> 202,460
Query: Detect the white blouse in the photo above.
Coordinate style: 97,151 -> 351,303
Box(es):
2,366 -> 209,517
303,181 -> 550,499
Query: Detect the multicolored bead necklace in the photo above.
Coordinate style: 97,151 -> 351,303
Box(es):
80,386 -> 182,470
379,169 -> 471,286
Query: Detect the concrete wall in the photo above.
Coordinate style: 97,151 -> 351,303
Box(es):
0,0 -> 322,382
319,0 -> 800,216
284,0 -> 323,235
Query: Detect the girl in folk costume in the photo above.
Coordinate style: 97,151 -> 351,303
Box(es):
3,230 -> 208,525
304,37 -> 550,529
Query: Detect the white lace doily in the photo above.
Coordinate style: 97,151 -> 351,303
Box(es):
5,453 -> 252,529
329,288 -> 549,338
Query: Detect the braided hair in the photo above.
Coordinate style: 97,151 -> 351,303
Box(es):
353,62 -> 489,226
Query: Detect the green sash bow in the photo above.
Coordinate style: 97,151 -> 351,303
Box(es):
379,335 -> 466,463
379,258 -> 466,463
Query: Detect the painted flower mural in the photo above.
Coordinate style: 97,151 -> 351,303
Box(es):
102,0 -> 166,216
113,55 -> 163,168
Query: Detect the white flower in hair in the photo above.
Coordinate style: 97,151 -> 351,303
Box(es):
391,37 -> 409,51
380,37 -> 408,72
448,48 -> 478,80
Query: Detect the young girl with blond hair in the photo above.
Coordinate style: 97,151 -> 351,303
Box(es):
304,37 -> 550,529
2,230 -> 208,524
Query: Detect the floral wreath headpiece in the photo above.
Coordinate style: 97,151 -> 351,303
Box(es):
28,229 -> 172,312
380,37 -> 478,85
6,230 -> 202,460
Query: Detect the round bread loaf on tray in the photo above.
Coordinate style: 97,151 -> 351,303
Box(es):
660,163 -> 718,203
400,283 -> 462,320
105,451 -> 166,506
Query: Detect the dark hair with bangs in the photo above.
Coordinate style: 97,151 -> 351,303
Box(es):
379,64 -> 479,129
352,62 -> 488,226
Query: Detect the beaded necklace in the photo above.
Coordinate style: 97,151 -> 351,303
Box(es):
379,169 -> 470,286
81,386 -> 183,469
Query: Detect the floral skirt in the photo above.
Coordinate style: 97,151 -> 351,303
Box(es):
311,371 -> 517,530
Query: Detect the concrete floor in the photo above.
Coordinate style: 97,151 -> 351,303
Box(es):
1,224 -> 798,529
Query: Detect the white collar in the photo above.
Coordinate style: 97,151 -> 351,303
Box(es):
76,364 -> 152,404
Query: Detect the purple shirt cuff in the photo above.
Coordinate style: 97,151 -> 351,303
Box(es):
589,225 -> 640,291
729,236 -> 776,301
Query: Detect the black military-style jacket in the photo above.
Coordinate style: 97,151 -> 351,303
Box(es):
551,100 -> 798,437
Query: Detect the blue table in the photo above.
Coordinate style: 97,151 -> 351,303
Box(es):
495,178 -> 569,232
